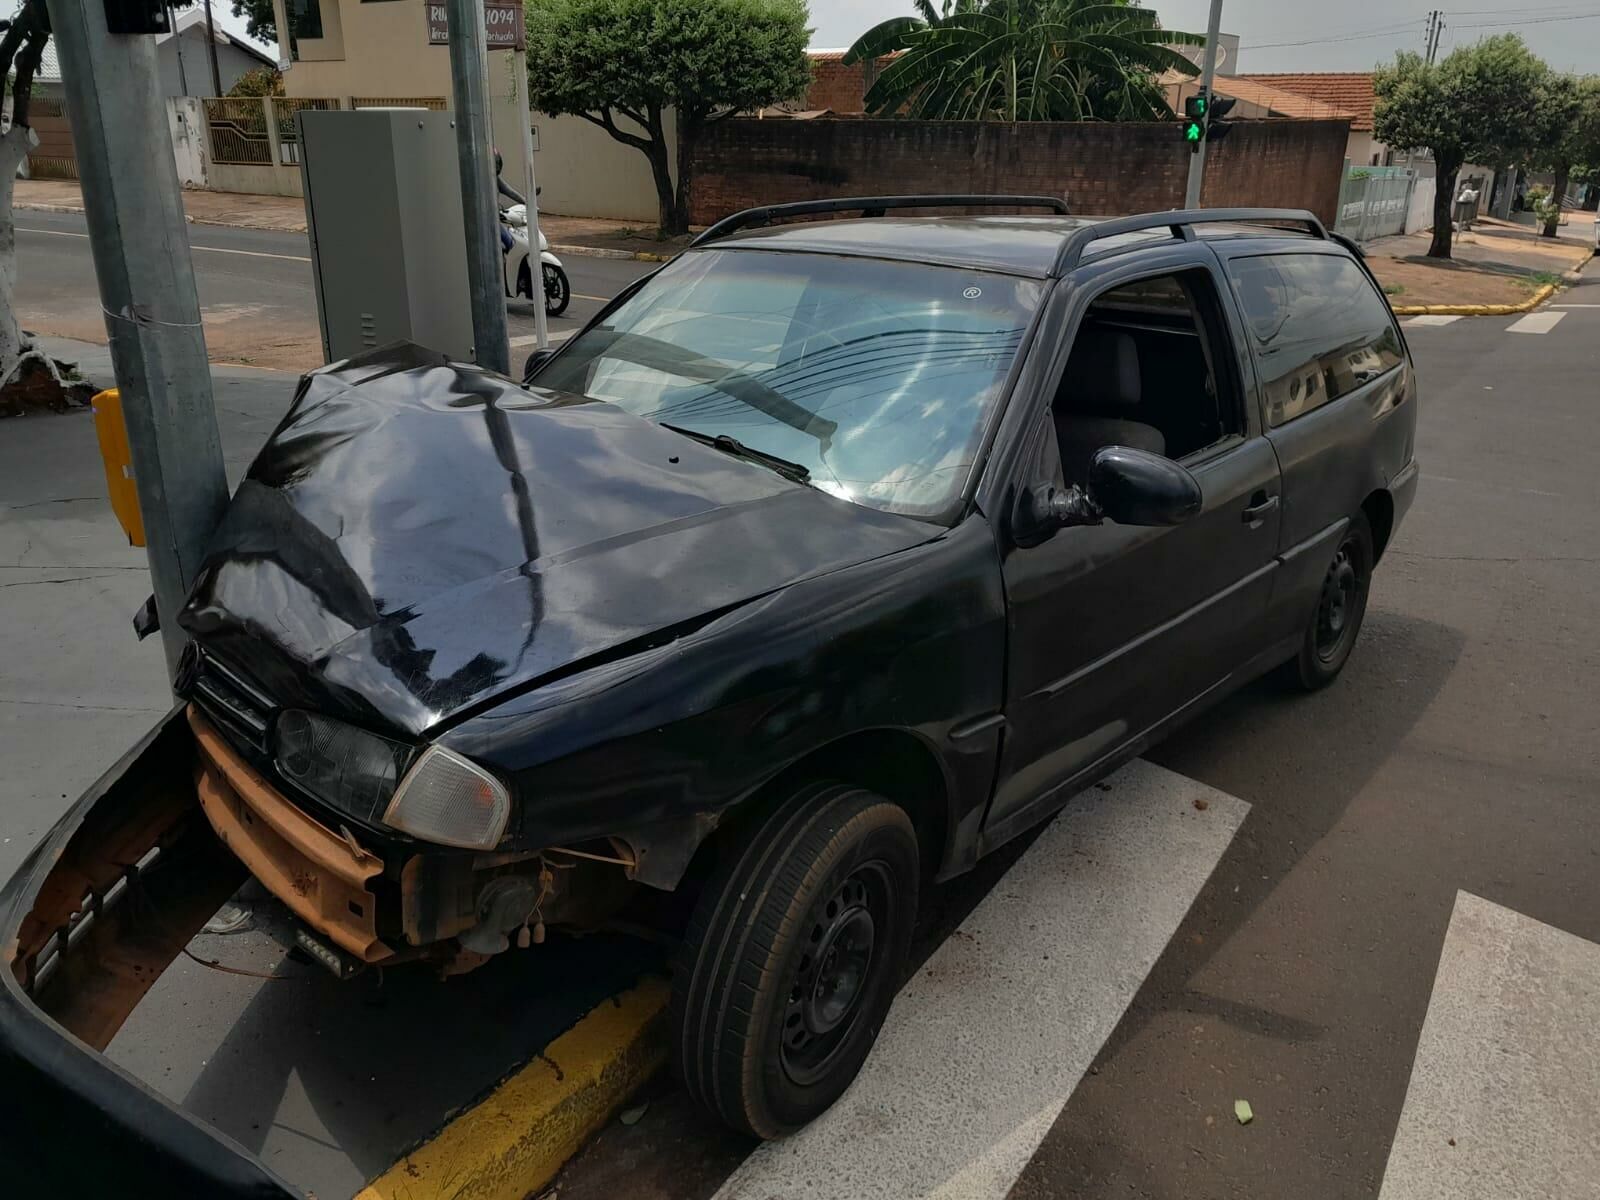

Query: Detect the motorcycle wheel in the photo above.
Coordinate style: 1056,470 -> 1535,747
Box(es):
543,263 -> 571,317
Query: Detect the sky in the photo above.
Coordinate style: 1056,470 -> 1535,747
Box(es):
806,0 -> 1600,75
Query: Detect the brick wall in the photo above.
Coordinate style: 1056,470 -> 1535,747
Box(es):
690,118 -> 1349,228
800,57 -> 886,113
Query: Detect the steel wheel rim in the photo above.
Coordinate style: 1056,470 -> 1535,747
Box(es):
1315,539 -> 1361,662
780,862 -> 890,1086
543,265 -> 567,304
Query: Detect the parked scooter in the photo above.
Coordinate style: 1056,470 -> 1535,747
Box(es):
502,200 -> 571,317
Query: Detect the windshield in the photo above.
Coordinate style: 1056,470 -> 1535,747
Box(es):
535,249 -> 1044,519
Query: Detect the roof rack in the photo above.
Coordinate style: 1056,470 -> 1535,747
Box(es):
1052,208 -> 1326,275
690,194 -> 1073,248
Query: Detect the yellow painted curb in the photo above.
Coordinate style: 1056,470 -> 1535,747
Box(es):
1391,282 -> 1557,317
356,978 -> 670,1200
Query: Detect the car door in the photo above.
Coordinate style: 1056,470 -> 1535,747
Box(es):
1219,248 -> 1412,648
982,247 -> 1282,851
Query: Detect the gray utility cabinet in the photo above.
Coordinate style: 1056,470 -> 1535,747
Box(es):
297,109 -> 475,364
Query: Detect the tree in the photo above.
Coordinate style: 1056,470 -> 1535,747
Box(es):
845,0 -> 1202,122
1374,35 -> 1548,259
1526,73 -> 1600,238
227,64 -> 284,98
525,0 -> 811,236
230,0 -> 278,46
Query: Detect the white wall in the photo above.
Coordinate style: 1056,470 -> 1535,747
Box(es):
531,111 -> 678,224
1405,174 -> 1436,234
166,96 -> 209,187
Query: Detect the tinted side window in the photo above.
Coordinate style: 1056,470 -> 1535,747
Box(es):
1227,253 -> 1404,427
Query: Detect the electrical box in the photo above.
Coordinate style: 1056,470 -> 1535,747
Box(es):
297,109 -> 476,364
103,0 -> 171,35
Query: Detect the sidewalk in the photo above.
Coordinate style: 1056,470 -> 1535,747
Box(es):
1367,211 -> 1596,311
13,179 -> 679,258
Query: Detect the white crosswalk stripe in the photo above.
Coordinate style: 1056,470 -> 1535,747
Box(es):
1405,315 -> 1462,327
509,329 -> 575,348
1506,311 -> 1567,334
1379,893 -> 1600,1200
714,761 -> 1248,1200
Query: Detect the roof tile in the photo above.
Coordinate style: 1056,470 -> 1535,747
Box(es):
1234,72 -> 1376,131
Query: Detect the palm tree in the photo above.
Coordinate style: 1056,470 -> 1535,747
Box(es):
844,0 -> 1203,122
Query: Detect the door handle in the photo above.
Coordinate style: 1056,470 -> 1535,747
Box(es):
1242,492 -> 1280,525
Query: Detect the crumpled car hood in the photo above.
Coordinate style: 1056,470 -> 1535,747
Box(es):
180,346 -> 936,736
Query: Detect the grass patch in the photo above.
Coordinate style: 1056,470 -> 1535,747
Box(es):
1383,283 -> 1405,296
1513,270 -> 1564,293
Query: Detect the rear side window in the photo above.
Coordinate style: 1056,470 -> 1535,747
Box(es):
1227,253 -> 1404,427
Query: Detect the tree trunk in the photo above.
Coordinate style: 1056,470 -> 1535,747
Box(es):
1428,162 -> 1459,259
671,117 -> 697,238
1541,165 -> 1570,239
644,136 -> 681,237
0,124 -> 38,387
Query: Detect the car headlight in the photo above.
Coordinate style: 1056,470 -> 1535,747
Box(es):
274,710 -> 411,822
382,745 -> 510,850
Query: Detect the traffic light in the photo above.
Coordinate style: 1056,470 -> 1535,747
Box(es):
1179,90 -> 1237,151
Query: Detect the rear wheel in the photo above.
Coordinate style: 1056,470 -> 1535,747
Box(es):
671,783 -> 918,1138
1280,511 -> 1373,690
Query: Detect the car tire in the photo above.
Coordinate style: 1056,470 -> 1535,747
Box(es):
1280,510 -> 1374,691
671,783 -> 919,1139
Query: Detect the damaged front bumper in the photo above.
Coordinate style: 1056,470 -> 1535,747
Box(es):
0,706 -> 301,1196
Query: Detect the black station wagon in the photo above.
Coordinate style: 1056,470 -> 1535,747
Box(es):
1,198 -> 1417,1193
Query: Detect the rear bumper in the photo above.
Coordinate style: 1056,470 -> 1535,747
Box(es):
0,706 -> 300,1197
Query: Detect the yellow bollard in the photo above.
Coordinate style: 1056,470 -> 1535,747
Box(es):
90,388 -> 146,547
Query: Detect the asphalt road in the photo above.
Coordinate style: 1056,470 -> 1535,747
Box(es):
11,208 -> 654,371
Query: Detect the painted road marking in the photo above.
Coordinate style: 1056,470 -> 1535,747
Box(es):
1405,315 -> 1463,327
1506,311 -> 1568,334
1551,302 -> 1600,307
509,329 -> 575,348
1378,893 -> 1600,1200
716,760 -> 1249,1200
16,224 -> 312,264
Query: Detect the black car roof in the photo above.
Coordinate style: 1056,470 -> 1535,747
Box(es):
701,214 -> 1329,279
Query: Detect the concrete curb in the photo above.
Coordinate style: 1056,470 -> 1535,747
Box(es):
551,242 -> 675,262
18,201 -> 309,235
1391,282 -> 1557,317
354,978 -> 668,1200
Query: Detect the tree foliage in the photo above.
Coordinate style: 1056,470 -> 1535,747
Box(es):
845,0 -> 1202,122
525,0 -> 812,234
231,0 -> 280,47
1374,35 -> 1548,258
227,65 -> 284,98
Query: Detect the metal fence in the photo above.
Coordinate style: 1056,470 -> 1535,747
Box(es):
273,97 -> 341,164
1334,166 -> 1419,242
350,96 -> 449,111
204,97 -> 274,165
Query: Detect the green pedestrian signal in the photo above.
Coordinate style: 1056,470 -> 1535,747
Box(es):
1184,120 -> 1203,142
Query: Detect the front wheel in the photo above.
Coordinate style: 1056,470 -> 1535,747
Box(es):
1280,511 -> 1373,690
671,783 -> 918,1139
543,262 -> 570,316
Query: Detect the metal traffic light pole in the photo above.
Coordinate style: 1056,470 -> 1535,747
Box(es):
46,0 -> 230,682
1184,0 -> 1225,209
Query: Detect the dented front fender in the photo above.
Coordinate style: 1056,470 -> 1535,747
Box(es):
0,706 -> 299,1196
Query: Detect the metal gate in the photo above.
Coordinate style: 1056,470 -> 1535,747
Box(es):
1335,166 -> 1418,242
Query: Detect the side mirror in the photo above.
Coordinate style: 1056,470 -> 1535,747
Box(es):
1087,445 -> 1202,527
522,347 -> 556,384
1013,445 -> 1201,546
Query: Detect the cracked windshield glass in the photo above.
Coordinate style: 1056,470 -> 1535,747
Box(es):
537,248 -> 1044,518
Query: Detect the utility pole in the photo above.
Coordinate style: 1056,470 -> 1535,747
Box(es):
445,0 -> 511,375
45,0 -> 230,681
202,0 -> 222,96
1184,0 -> 1224,209
1425,10 -> 1445,65
166,1 -> 188,96
512,44 -> 549,352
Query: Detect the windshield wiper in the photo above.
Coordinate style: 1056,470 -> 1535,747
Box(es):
661,423 -> 811,484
